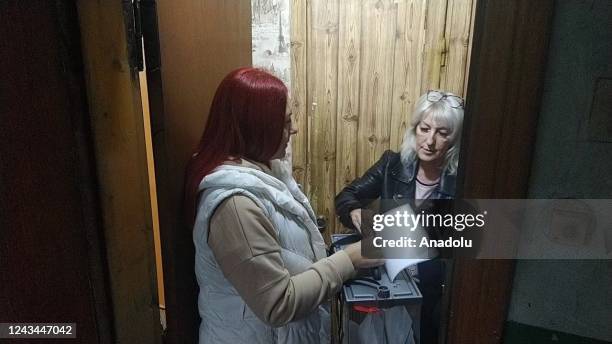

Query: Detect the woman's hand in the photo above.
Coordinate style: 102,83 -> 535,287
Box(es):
349,208 -> 362,231
344,241 -> 385,269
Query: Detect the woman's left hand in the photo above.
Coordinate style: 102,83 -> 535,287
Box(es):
349,208 -> 362,231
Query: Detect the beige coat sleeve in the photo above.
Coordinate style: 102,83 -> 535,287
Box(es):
208,195 -> 356,327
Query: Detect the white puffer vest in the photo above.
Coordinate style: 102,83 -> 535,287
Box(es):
193,164 -> 330,344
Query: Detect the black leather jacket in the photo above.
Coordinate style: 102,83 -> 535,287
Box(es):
335,150 -> 456,230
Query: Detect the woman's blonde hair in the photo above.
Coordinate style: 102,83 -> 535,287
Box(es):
400,90 -> 464,174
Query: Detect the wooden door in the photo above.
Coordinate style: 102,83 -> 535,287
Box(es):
448,0 -> 555,343
75,1 -> 165,342
143,1 -> 253,343
0,2 -> 112,342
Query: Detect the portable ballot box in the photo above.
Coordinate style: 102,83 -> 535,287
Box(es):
332,234 -> 423,344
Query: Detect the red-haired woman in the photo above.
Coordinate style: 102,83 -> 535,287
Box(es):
185,68 -> 381,344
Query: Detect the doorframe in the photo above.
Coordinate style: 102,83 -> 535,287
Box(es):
447,0 -> 555,343
76,1 -> 163,343
140,1 -> 253,343
132,0 -> 556,342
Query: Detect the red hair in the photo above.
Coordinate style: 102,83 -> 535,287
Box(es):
184,67 -> 288,225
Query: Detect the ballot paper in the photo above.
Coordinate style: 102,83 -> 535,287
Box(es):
379,203 -> 437,281
385,258 -> 430,282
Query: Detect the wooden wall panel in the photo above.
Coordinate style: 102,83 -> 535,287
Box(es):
420,0 -> 448,92
356,0 -> 397,175
441,0 -> 475,95
308,0 -> 340,240
463,0 -> 478,97
293,0 -> 474,234
335,0 -> 362,230
389,0 -> 428,151
291,0 -> 309,187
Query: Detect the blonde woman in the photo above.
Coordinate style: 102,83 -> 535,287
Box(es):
335,90 -> 465,343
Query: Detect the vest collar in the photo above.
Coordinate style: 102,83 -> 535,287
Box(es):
224,158 -> 272,175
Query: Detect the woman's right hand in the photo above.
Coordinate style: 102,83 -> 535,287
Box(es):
349,208 -> 362,231
344,241 -> 385,269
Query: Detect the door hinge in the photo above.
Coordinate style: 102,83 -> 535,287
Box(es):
123,0 -> 144,71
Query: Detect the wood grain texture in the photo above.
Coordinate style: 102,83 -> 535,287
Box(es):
296,0 -> 474,234
458,0 -> 517,198
291,0 -> 309,187
463,0 -> 478,96
448,0 -> 555,343
308,0 -> 339,239
335,0 -> 362,230
440,0 -> 473,95
390,0 -> 428,150
356,0 -> 397,176
420,0 -> 448,92
76,1 -> 163,342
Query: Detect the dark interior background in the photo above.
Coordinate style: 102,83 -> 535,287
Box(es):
0,2 -> 111,343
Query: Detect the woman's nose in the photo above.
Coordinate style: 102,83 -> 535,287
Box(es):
425,132 -> 435,145
290,126 -> 298,136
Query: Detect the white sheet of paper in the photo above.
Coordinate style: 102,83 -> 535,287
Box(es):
380,203 -> 437,281
385,258 -> 428,282
385,259 -> 428,281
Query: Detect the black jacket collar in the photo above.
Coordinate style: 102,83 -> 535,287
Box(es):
390,154 -> 456,197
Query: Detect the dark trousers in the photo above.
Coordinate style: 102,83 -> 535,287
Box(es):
417,259 -> 445,344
